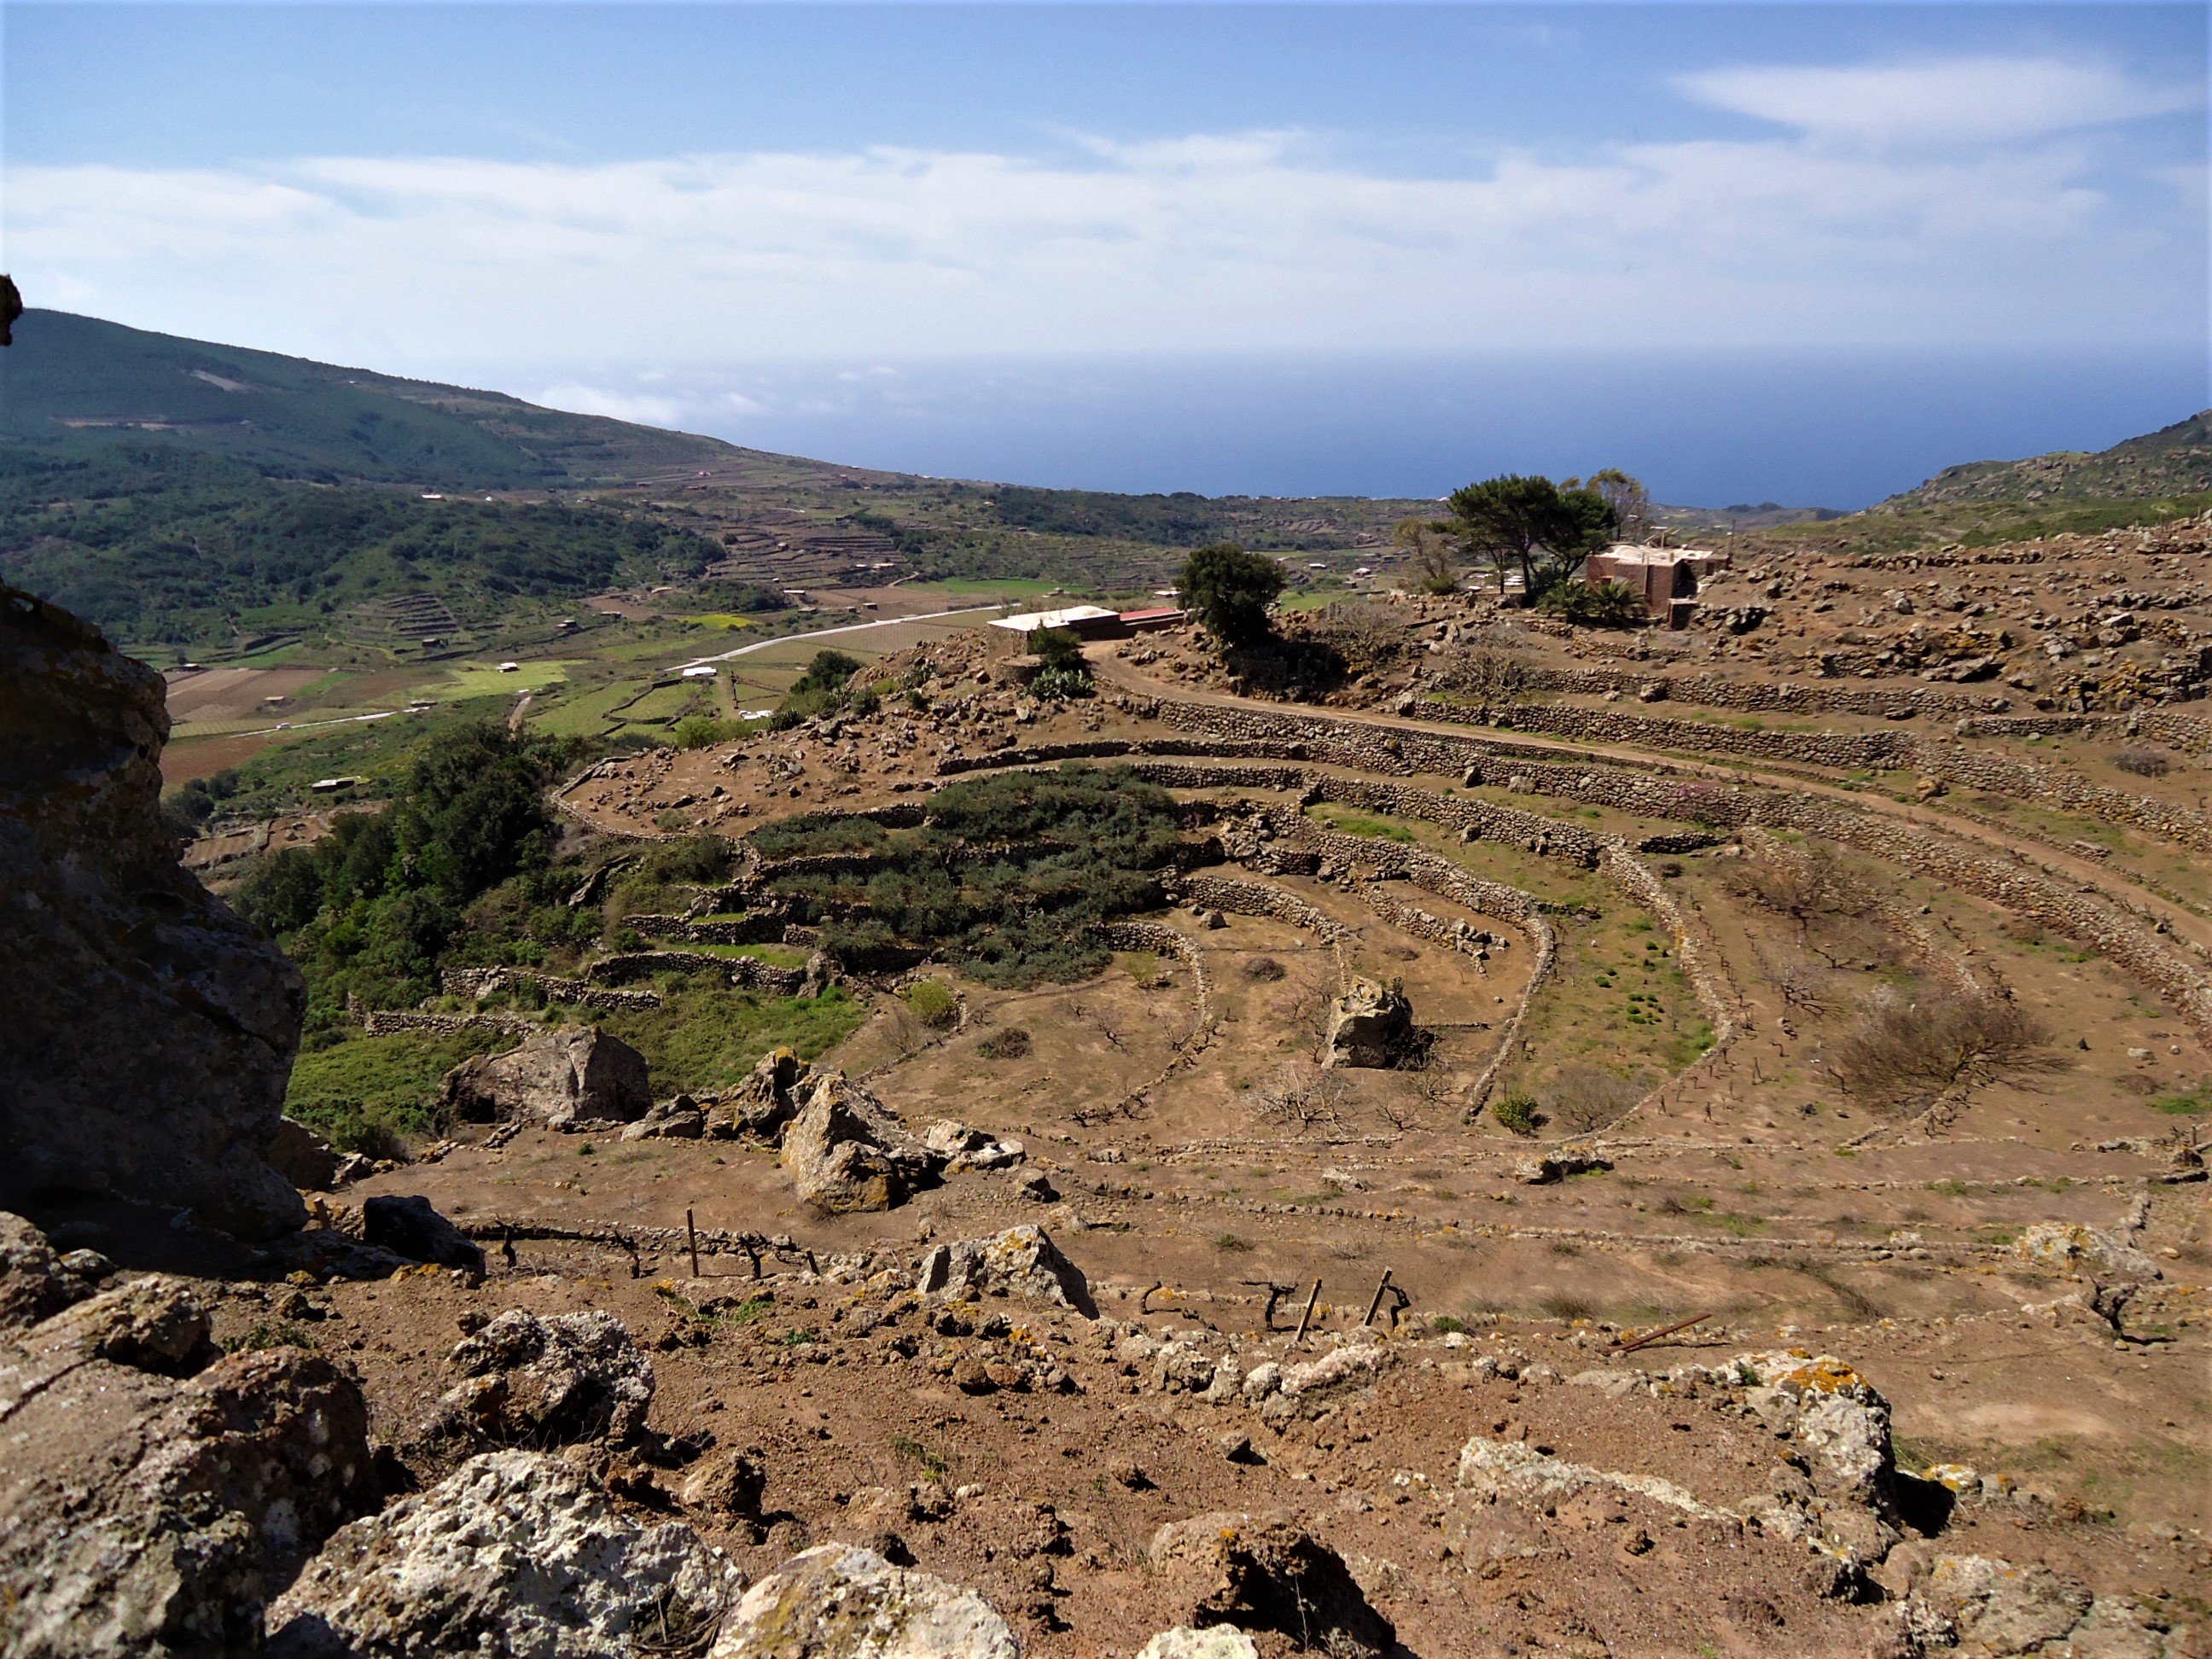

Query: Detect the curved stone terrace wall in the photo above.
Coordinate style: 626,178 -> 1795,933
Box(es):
1077,703 -> 2212,1039
1415,698 -> 2212,856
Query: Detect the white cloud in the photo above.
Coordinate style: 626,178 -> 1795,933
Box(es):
3,59 -> 2198,374
533,383 -> 684,427
1678,55 -> 2201,146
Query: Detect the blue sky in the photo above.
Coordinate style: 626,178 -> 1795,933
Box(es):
3,4 -> 2205,503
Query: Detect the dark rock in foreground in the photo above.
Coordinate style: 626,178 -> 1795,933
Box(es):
0,585 -> 306,1237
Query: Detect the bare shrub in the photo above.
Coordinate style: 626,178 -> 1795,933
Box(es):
1830,988 -> 2071,1114
2115,744 -> 2173,778
1756,946 -> 1839,1012
1242,956 -> 1288,982
1541,1064 -> 1644,1134
1254,1057 -> 1353,1132
1539,1292 -> 1595,1321
1724,841 -> 1867,940
979,1027 -> 1030,1061
1305,599 -> 1412,675
1431,645 -> 1529,706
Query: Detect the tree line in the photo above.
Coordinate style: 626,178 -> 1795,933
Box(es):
1177,468 -> 1656,649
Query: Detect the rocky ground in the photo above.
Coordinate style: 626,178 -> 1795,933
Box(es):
11,522 -> 2212,1657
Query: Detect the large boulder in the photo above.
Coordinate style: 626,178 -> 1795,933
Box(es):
362,1194 -> 486,1274
1897,1553 -> 2174,1657
439,1024 -> 652,1127
782,1072 -> 934,1214
440,1309 -> 655,1447
0,585 -> 306,1237
711,1544 -> 1018,1659
1324,976 -> 1415,1068
0,1286 -> 376,1659
1148,1511 -> 1394,1656
269,1450 -> 742,1659
918,1225 -> 1096,1316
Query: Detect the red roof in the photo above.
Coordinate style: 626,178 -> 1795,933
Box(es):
1119,607 -> 1185,622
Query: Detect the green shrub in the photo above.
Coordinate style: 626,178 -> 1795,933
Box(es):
1542,579 -> 1646,626
2152,1088 -> 2212,1115
751,814 -> 887,858
901,979 -> 959,1029
766,765 -> 1179,989
1493,1093 -> 1541,1136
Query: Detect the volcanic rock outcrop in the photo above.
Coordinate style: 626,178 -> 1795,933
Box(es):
0,585 -> 306,1237
0,1222 -> 377,1657
1324,975 -> 1416,1068
438,1023 -> 653,1126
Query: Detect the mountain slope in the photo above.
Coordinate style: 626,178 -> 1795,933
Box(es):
0,310 -> 792,490
1872,410 -> 2212,513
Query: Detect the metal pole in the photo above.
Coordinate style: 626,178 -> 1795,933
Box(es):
687,1208 -> 701,1278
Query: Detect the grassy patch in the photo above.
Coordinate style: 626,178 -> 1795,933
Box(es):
285,1026 -> 519,1153
597,983 -> 867,1094
2152,1088 -> 2212,1115
1307,804 -> 1417,842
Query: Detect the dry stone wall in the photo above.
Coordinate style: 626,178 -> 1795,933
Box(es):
585,951 -> 807,996
1129,700 -> 2212,1037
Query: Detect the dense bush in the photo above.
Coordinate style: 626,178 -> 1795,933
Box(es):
231,720 -> 587,1023
770,649 -> 866,730
1541,578 -> 1646,626
1180,544 -> 1284,647
766,765 -> 1181,987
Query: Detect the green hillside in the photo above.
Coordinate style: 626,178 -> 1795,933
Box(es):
0,443 -> 722,649
0,309 -> 763,489
1872,410 -> 2212,514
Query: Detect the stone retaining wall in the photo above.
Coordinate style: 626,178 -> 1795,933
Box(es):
361,1009 -> 538,1039
585,950 -> 808,995
628,912 -> 793,946
1506,666 -> 2006,720
1413,697 -> 2212,855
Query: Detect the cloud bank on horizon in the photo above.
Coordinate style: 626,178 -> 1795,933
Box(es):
2,4 -> 2202,493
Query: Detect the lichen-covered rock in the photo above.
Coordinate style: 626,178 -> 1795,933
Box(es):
1455,1437 -> 1733,1523
442,1309 -> 654,1447
1732,1351 -> 1901,1564
0,585 -> 306,1238
1906,1555 -> 2099,1656
439,1024 -> 652,1127
713,1046 -> 812,1142
917,1225 -> 1095,1316
925,1121 -> 1026,1173
1137,1630 -> 1260,1659
2014,1222 -> 2162,1282
1324,976 -> 1415,1068
0,1339 -> 376,1659
20,1272 -> 218,1377
268,1450 -> 741,1659
710,1544 -> 1018,1659
783,1072 -> 934,1214
1279,1342 -> 1390,1399
1148,1511 -> 1394,1657
0,1209 -> 110,1329
362,1193 -> 486,1274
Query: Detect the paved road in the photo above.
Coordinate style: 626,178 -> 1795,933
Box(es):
676,605 -> 1004,672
